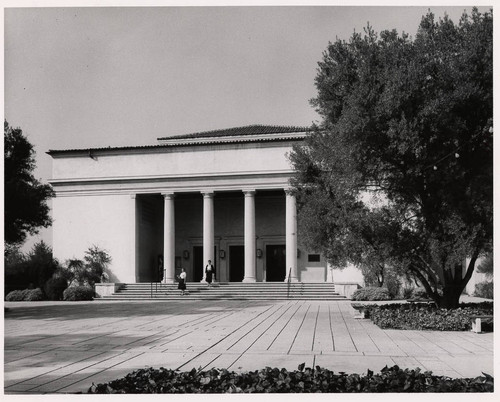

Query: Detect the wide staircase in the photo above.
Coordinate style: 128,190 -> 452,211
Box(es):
96,282 -> 347,301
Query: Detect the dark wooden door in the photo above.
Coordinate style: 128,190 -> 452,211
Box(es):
193,246 -> 218,282
266,245 -> 286,282
229,245 -> 244,282
193,246 -> 203,282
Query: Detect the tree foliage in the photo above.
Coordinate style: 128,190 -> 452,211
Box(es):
4,120 -> 54,246
4,241 -> 60,295
290,9 -> 492,308
65,245 -> 112,287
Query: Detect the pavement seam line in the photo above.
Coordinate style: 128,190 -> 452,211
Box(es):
266,302 -> 303,350
328,304 -> 335,351
5,350 -> 108,389
227,303 -> 288,350
26,350 -> 144,392
336,301 -> 358,353
174,303 -> 279,371
287,303 -> 311,354
311,304 -> 320,351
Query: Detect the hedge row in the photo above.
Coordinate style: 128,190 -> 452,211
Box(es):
351,287 -> 392,301
5,288 -> 44,301
87,365 -> 493,393
6,285 -> 94,301
354,302 -> 493,331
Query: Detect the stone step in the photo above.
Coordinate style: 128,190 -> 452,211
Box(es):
96,282 -> 347,301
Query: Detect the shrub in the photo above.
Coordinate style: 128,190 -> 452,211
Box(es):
5,288 -> 44,301
44,277 -> 68,301
63,246 -> 112,287
351,287 -> 391,301
6,289 -> 27,301
412,287 -> 428,299
474,281 -> 493,299
63,286 -> 95,301
87,365 -> 494,394
400,286 -> 414,300
24,288 -> 44,301
366,302 -> 493,331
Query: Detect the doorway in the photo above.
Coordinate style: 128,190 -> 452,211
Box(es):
193,246 -> 217,282
266,245 -> 286,282
229,245 -> 244,282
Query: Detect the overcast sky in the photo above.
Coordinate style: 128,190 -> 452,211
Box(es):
3,3 -> 491,250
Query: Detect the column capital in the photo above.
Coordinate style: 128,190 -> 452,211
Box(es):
243,189 -> 256,196
130,194 -> 137,199
284,187 -> 295,196
161,192 -> 175,199
201,190 -> 214,198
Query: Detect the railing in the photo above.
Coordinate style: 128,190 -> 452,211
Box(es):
286,267 -> 292,298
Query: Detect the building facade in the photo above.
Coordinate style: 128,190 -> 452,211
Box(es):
49,125 -> 361,284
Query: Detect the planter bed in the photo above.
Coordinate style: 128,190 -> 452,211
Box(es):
351,302 -> 493,331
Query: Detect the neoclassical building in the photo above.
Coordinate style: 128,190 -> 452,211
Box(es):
48,125 -> 362,285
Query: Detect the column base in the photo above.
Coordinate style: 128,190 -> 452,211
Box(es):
242,277 -> 256,283
163,278 -> 175,284
285,277 -> 299,283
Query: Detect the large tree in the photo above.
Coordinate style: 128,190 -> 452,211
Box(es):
4,121 -> 54,247
290,9 -> 492,308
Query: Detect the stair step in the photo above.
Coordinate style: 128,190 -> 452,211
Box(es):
95,281 -> 347,301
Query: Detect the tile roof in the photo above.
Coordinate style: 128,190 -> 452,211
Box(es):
157,124 -> 311,140
47,124 -> 312,156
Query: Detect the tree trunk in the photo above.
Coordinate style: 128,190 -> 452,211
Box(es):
438,285 -> 463,309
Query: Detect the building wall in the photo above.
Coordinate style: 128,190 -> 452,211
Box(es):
52,194 -> 136,282
51,142 -> 294,182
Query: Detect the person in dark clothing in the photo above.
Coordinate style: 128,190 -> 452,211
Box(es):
205,260 -> 214,286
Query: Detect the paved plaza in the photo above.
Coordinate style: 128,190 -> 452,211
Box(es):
3,299 -> 494,394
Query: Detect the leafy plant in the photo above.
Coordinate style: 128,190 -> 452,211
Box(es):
87,364 -> 493,393
4,120 -> 54,246
474,281 -> 493,300
351,287 -> 392,301
63,286 -> 94,301
64,246 -> 112,287
5,288 -> 44,301
365,302 -> 493,331
44,277 -> 68,301
290,9 -> 493,308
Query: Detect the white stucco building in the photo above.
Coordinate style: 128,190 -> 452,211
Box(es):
48,125 -> 363,286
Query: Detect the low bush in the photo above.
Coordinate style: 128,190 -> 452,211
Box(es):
358,302 -> 493,331
63,286 -> 94,301
5,288 -> 44,301
474,281 -> 493,299
5,289 -> 28,301
351,287 -> 391,301
44,277 -> 68,301
87,364 -> 493,393
24,288 -> 44,301
412,287 -> 428,299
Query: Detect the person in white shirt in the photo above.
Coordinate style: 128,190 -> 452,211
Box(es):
178,268 -> 187,295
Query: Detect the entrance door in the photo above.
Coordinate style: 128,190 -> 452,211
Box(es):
193,246 -> 204,282
266,245 -> 286,282
193,246 -> 217,282
229,245 -> 244,282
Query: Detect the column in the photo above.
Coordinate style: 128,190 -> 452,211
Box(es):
163,192 -> 175,284
131,194 -> 139,283
243,190 -> 256,282
202,191 -> 215,282
285,190 -> 299,282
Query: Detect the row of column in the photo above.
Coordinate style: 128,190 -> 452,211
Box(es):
162,189 -> 298,283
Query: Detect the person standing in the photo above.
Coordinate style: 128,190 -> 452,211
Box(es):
177,268 -> 187,295
205,260 -> 214,287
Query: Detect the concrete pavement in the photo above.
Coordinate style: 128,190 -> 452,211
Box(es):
3,299 -> 494,394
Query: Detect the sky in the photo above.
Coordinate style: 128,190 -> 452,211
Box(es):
3,2 -> 493,251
